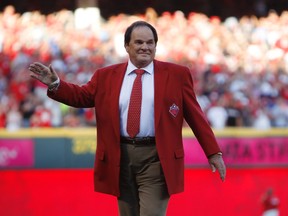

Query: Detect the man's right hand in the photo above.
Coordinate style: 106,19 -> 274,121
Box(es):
29,62 -> 58,86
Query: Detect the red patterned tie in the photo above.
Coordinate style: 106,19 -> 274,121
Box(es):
127,69 -> 145,138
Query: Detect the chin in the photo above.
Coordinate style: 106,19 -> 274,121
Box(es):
136,59 -> 152,68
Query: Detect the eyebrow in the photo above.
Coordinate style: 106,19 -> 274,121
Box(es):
134,39 -> 155,43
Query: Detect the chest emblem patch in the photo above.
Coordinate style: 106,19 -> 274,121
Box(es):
169,103 -> 179,117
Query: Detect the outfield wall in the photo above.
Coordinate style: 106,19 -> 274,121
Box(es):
1,128 -> 288,169
1,128 -> 288,216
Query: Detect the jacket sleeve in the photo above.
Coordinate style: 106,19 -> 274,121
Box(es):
182,68 -> 221,157
47,71 -> 98,108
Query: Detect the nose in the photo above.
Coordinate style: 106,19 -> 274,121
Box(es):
140,42 -> 148,50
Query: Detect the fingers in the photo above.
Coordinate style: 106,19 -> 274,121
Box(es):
209,154 -> 226,182
210,164 -> 216,173
29,63 -> 46,76
219,163 -> 226,182
30,73 -> 39,80
212,161 -> 226,181
31,62 -> 47,70
49,64 -> 57,76
217,159 -> 226,182
28,62 -> 59,86
28,62 -> 50,85
29,66 -> 42,80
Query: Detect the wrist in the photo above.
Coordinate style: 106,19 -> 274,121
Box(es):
48,77 -> 60,91
208,152 -> 222,158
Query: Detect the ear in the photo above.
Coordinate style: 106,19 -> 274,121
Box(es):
124,44 -> 129,52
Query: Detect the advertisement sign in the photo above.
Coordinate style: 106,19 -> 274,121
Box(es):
0,128 -> 288,168
0,139 -> 34,168
184,137 -> 288,166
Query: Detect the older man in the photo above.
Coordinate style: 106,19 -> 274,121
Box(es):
29,21 -> 226,216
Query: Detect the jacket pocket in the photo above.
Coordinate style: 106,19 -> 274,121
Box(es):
96,150 -> 105,161
174,148 -> 184,159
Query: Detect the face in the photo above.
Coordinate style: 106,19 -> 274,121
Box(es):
125,26 -> 156,68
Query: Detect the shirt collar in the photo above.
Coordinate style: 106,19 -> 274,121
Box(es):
127,59 -> 154,75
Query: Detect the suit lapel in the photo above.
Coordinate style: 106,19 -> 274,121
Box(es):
109,60 -> 168,137
110,63 -> 127,138
154,60 -> 168,131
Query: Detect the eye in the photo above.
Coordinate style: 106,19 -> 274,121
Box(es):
146,39 -> 155,44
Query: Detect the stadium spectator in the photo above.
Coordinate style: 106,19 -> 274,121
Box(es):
206,96 -> 228,129
261,188 -> 280,216
0,5 -> 288,129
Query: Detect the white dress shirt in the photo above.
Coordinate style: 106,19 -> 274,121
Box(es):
119,60 -> 155,137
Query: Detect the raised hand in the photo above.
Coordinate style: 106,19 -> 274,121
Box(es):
29,62 -> 58,86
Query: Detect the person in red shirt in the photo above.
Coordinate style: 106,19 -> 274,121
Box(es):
261,188 -> 280,216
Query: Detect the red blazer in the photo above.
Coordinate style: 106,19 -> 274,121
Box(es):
48,60 -> 221,197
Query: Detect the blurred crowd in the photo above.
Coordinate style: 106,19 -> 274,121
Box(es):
1,5 -> 288,130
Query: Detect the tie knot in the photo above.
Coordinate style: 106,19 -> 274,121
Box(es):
135,69 -> 145,76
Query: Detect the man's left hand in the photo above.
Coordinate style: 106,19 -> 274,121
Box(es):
208,153 -> 226,182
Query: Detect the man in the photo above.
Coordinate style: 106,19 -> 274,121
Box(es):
29,21 -> 226,216
261,188 -> 280,216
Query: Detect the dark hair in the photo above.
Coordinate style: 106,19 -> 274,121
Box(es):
124,21 -> 158,45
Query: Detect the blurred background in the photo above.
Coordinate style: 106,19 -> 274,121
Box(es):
0,0 -> 287,215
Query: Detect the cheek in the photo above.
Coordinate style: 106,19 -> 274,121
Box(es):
150,47 -> 156,53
